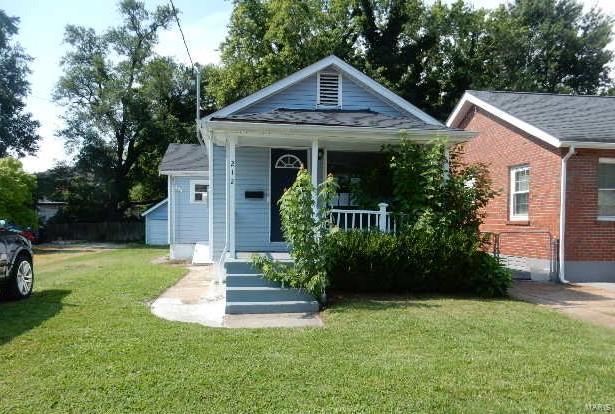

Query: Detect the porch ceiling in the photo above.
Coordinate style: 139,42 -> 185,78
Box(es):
203,120 -> 476,151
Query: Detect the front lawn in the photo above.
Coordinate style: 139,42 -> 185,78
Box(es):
1,247 -> 613,413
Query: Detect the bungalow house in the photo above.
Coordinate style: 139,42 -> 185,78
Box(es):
447,91 -> 615,283
159,55 -> 472,313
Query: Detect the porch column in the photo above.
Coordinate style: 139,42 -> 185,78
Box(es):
311,139 -> 319,219
229,137 -> 236,258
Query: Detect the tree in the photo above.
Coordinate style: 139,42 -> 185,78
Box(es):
0,10 -> 40,157
209,0 -> 356,107
482,0 -> 613,94
54,0 -> 180,219
0,157 -> 37,227
215,0 -> 614,120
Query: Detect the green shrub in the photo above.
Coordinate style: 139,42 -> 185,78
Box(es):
325,227 -> 512,297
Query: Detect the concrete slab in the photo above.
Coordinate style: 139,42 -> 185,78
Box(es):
150,264 -> 323,329
509,281 -> 615,329
150,264 -> 225,327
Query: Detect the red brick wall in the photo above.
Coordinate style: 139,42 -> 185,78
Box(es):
458,107 -> 562,259
566,149 -> 615,261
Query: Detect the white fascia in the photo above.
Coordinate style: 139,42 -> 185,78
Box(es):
447,92 -> 562,148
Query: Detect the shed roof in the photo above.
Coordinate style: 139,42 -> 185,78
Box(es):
141,198 -> 168,217
159,144 -> 208,174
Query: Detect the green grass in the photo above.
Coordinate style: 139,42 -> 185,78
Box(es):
1,247 -> 614,413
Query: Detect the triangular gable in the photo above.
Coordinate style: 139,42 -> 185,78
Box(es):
204,55 -> 442,126
447,91 -> 562,148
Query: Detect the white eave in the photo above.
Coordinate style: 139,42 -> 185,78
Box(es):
200,55 -> 443,127
159,170 -> 209,176
447,91 -> 615,150
203,120 -> 475,151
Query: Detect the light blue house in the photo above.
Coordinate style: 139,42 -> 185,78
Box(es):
159,56 -> 473,313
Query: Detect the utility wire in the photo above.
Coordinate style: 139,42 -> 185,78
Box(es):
169,0 -> 195,70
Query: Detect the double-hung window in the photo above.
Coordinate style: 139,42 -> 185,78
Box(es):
598,158 -> 615,220
510,165 -> 530,221
190,180 -> 208,204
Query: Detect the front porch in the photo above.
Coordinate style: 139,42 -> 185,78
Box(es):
204,119 -> 472,263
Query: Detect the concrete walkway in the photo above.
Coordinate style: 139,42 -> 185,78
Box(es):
150,264 -> 226,327
150,263 -> 323,328
509,281 -> 615,329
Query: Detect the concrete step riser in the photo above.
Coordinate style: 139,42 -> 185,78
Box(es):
224,262 -> 260,275
226,302 -> 320,314
226,275 -> 279,288
226,288 -> 314,302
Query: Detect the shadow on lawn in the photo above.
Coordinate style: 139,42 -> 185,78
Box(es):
327,293 -> 442,312
0,289 -> 71,346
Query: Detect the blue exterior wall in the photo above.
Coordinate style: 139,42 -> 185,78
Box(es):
237,67 -> 403,117
146,200 -> 167,219
171,176 -> 208,244
145,200 -> 168,245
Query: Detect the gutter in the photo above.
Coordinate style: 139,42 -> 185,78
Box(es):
558,146 -> 576,284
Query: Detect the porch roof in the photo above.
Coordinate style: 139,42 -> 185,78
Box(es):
210,108 -> 450,130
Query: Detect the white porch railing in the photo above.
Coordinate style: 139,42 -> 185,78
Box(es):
329,203 -> 406,233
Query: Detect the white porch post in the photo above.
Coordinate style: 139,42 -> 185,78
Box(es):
229,137 -> 237,258
378,202 -> 388,232
311,139 -> 319,219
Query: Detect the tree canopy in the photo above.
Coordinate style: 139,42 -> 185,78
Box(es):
0,157 -> 37,227
54,0 -> 198,219
0,10 -> 40,157
209,0 -> 613,119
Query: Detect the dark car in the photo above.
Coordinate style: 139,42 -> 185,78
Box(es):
0,220 -> 34,299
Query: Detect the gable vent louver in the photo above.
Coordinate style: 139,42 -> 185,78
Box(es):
318,72 -> 341,107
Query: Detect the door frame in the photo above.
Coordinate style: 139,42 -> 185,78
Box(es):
267,146 -> 311,244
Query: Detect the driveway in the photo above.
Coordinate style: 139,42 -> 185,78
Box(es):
510,281 -> 615,329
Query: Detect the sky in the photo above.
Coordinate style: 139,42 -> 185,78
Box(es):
3,0 -> 615,173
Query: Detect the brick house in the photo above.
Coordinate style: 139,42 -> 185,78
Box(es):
447,91 -> 615,283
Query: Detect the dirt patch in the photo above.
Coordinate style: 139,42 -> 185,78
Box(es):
33,243 -> 126,266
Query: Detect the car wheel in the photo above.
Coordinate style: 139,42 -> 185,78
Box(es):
1,253 -> 34,300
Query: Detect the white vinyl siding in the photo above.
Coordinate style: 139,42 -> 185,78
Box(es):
598,158 -> 615,220
510,165 -> 530,221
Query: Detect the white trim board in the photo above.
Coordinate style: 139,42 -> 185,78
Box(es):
141,198 -> 168,217
447,91 -> 615,150
201,55 -> 442,126
446,92 -> 562,148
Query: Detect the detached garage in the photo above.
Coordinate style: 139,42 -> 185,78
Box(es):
142,199 -> 168,245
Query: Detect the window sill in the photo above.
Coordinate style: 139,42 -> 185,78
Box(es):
507,220 -> 530,226
597,216 -> 615,222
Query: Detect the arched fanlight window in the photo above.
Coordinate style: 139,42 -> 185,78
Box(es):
274,154 -> 303,169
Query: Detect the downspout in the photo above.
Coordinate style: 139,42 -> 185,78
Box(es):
558,146 -> 575,284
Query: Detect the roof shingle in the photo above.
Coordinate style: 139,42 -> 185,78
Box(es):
159,143 -> 208,173
211,108 -> 449,130
468,90 -> 615,143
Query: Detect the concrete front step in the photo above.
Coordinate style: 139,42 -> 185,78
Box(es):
226,274 -> 279,288
227,286 -> 315,302
224,261 -> 260,275
226,300 -> 319,314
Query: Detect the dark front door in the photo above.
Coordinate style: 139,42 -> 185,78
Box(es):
270,148 -> 307,242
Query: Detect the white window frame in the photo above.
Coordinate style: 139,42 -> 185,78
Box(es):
317,71 -> 342,108
190,180 -> 209,204
598,158 -> 615,221
509,165 -> 530,221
